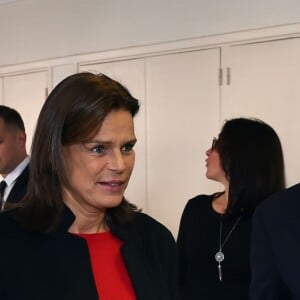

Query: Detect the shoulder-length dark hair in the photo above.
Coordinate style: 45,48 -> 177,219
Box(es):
217,117 -> 285,216
17,72 -> 140,232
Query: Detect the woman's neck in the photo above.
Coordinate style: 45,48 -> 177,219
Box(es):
63,192 -> 108,234
68,214 -> 108,234
212,190 -> 228,214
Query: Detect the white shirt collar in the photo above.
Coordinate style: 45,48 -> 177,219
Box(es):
1,156 -> 30,187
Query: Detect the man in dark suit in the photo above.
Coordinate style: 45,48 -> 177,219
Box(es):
0,105 -> 29,210
250,183 -> 300,300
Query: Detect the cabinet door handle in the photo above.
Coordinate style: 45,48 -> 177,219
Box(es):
226,67 -> 231,85
219,68 -> 223,86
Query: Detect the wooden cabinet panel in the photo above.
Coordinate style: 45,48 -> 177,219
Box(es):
222,38 -> 300,186
146,49 -> 221,235
2,70 -> 48,152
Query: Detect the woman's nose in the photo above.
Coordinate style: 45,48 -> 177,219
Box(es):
107,152 -> 126,173
206,148 -> 211,156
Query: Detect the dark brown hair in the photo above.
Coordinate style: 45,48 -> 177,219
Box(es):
217,118 -> 285,216
16,72 -> 140,232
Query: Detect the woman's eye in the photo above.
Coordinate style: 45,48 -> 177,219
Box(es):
91,145 -> 105,153
122,143 -> 135,153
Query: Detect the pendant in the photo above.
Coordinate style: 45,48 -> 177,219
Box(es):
215,251 -> 224,282
218,262 -> 222,281
215,251 -> 224,263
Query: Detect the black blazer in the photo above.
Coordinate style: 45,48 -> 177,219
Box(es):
250,183 -> 300,300
0,206 -> 179,300
6,164 -> 29,204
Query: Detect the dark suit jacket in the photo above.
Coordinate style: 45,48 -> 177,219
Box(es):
0,206 -> 179,300
250,183 -> 300,300
6,164 -> 29,204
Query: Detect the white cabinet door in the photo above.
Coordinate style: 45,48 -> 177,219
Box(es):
222,38 -> 300,187
146,49 -> 221,236
2,70 -> 48,152
79,59 -> 147,211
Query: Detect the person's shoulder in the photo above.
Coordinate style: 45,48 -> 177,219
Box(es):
111,212 -> 175,247
184,193 -> 215,211
259,183 -> 300,209
255,183 -> 300,220
284,182 -> 300,197
132,212 -> 173,238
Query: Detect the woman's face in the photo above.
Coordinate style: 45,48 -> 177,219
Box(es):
62,109 -> 136,214
205,138 -> 227,185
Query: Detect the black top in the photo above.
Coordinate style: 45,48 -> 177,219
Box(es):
177,194 -> 252,299
0,205 -> 179,300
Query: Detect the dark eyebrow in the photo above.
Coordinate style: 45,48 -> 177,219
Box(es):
125,138 -> 137,144
83,138 -> 137,145
83,140 -> 110,146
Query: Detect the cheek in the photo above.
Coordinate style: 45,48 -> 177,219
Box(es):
0,148 -> 4,158
0,144 -> 9,154
208,155 -> 223,174
63,158 -> 87,184
212,153 -> 222,167
81,156 -> 110,177
216,157 -> 223,170
0,147 -> 12,161
126,155 -> 135,171
215,160 -> 224,174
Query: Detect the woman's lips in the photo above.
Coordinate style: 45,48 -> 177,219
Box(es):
98,180 -> 126,192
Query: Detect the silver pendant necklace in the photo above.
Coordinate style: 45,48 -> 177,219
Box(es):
215,215 -> 241,282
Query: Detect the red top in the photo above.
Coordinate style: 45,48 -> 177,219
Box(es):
75,231 -> 136,300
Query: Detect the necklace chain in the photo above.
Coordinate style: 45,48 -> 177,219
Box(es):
215,215 -> 242,282
219,215 -> 241,251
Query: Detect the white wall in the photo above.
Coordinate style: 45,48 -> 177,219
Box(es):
1,0 -> 300,66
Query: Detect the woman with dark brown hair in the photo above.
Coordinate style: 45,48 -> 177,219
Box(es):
0,72 -> 178,300
177,117 -> 285,299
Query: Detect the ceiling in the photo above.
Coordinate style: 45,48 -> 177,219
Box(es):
0,0 -> 20,5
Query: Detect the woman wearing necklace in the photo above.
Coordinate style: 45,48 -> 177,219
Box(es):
177,117 -> 285,299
